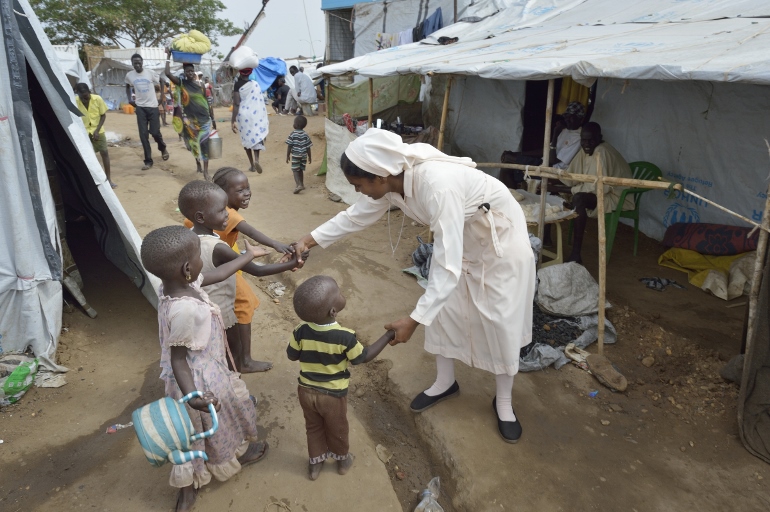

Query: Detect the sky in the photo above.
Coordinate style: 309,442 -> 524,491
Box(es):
216,0 -> 327,61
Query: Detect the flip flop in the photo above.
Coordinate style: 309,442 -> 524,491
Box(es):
254,162 -> 263,174
162,150 -> 170,161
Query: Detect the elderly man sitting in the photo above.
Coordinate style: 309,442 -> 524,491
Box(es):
561,122 -> 635,264
284,65 -> 317,116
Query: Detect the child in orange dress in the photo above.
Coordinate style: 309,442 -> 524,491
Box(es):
185,167 -> 295,373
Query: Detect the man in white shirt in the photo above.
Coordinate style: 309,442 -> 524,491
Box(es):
125,53 -> 169,170
284,65 -> 317,116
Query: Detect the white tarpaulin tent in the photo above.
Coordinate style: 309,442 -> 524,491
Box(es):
0,0 -> 159,370
52,45 -> 90,87
320,0 -> 770,240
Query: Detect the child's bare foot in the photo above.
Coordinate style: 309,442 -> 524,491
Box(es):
337,453 -> 354,475
309,461 -> 324,480
241,358 -> 273,373
237,441 -> 269,467
175,485 -> 197,512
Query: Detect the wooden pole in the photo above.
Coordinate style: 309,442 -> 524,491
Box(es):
324,74 -> 331,120
479,162 -> 770,233
595,159 -> 607,355
537,79 -> 555,265
454,0 -> 458,22
368,77 -> 374,127
738,183 -> 770,438
437,76 -> 454,152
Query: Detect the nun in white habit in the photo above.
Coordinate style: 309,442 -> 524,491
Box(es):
290,129 -> 536,442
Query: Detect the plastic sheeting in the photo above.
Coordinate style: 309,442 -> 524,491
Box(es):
426,75 -> 525,167
54,50 -> 89,86
324,119 -> 361,205
322,1 -> 770,86
0,0 -> 158,369
327,74 -> 421,119
592,78 -> 770,240
352,0 -> 473,57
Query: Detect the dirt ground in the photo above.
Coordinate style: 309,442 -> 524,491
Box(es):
1,110 -> 768,511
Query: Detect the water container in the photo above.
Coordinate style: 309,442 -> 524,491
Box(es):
208,137 -> 223,159
414,477 -> 444,512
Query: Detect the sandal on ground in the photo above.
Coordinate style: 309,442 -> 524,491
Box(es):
254,162 -> 263,174
141,163 -> 152,170
162,149 -> 170,161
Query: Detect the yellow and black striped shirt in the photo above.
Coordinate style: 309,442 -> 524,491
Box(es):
287,322 -> 367,397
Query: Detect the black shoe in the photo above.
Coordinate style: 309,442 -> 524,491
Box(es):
409,381 -> 460,413
492,397 -> 522,444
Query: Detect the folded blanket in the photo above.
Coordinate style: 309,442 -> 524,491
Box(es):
171,30 -> 211,54
662,222 -> 759,255
658,247 -> 755,300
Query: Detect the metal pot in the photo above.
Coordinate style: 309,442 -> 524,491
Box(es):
208,137 -> 223,159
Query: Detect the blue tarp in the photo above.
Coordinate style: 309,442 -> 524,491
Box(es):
249,57 -> 287,91
322,0 -> 375,10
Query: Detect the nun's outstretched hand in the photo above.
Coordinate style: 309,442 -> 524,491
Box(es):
384,317 -> 419,345
283,234 -> 317,264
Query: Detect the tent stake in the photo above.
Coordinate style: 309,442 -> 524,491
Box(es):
537,79 -> 555,266
596,160 -> 607,355
368,77 -> 373,127
437,76 -> 453,151
738,183 -> 770,444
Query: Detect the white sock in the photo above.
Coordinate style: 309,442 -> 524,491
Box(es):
424,355 -> 456,396
495,374 -> 517,422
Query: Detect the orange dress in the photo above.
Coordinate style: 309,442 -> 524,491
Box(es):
184,207 -> 261,324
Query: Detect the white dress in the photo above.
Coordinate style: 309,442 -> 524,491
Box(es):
235,80 -> 269,151
312,163 -> 536,376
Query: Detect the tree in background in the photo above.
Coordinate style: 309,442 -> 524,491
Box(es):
31,0 -> 240,48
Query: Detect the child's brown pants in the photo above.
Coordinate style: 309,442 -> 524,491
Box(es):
297,386 -> 350,463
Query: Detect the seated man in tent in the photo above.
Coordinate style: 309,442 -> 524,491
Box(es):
560,122 -> 635,264
284,65 -> 317,115
500,101 -> 586,188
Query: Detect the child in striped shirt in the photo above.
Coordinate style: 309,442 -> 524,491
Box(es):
285,115 -> 312,194
287,275 -> 395,480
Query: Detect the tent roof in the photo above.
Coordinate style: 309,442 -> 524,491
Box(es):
320,0 -> 770,85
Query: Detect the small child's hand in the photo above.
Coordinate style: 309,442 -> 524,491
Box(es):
286,157 -> 290,164
188,391 -> 220,412
241,239 -> 269,259
231,122 -> 238,134
273,241 -> 295,255
291,251 -> 310,271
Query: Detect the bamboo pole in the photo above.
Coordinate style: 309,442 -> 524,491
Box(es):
477,161 -> 770,233
324,74 -> 331,120
368,77 -> 374,127
595,160 -> 607,355
738,183 -> 770,439
537,79 -> 555,265
437,76 -> 454,151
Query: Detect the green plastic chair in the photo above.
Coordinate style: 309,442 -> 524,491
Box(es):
568,161 -> 663,261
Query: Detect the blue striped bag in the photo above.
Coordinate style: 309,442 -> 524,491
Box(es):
131,391 -> 219,467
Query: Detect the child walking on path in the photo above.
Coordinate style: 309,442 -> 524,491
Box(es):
140,225 -> 270,512
285,115 -> 312,194
288,275 -> 395,480
180,180 -> 304,373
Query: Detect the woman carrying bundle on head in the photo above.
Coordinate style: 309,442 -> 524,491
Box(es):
229,47 -> 269,174
165,48 -> 213,180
